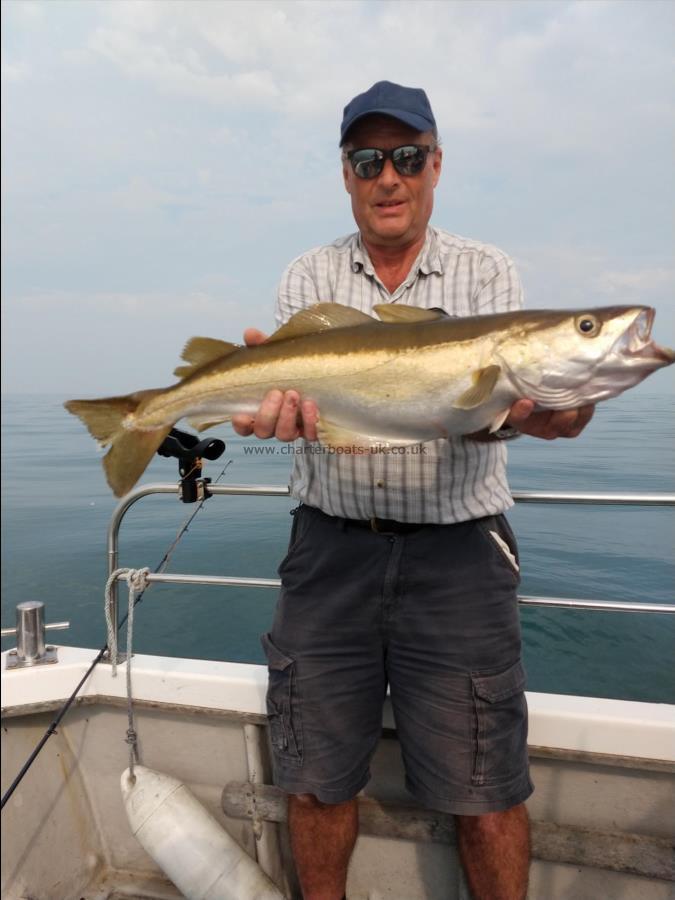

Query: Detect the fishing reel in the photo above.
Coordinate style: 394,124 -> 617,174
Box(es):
157,428 -> 226,503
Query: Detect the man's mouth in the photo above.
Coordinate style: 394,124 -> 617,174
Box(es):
375,199 -> 405,209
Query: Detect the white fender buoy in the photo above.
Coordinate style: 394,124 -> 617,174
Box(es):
121,766 -> 284,900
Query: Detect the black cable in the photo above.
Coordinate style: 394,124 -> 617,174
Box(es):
1,461 -> 232,811
2,646 -> 108,809
1,587 -> 152,811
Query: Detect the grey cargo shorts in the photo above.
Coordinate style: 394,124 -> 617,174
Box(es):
261,505 -> 533,815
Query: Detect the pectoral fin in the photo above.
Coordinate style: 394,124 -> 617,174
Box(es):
185,416 -> 231,433
453,365 -> 502,410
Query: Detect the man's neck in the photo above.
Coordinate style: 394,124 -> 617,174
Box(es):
361,231 -> 427,295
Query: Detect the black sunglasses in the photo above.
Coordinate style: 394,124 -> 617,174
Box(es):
345,144 -> 435,179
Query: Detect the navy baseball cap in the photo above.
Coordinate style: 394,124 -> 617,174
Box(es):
340,80 -> 436,146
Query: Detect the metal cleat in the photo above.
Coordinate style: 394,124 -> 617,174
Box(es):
1,601 -> 70,669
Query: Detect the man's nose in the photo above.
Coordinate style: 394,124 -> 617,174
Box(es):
377,157 -> 400,187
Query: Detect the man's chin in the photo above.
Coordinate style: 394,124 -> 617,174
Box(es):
366,221 -> 413,245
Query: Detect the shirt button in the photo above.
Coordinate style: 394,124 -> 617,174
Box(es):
376,480 -> 385,488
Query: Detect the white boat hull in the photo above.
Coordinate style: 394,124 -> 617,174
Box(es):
2,647 -> 674,899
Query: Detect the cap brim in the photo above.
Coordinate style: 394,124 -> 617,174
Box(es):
340,108 -> 435,144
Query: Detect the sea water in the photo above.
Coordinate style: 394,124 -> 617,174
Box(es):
1,388 -> 673,703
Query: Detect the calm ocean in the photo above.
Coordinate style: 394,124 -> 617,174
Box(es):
2,388 -> 674,703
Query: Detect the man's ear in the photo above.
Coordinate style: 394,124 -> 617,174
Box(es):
432,148 -> 443,188
342,161 -> 352,195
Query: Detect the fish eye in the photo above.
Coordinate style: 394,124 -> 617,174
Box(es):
575,315 -> 600,337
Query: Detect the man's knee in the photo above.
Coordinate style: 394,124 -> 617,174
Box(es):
456,802 -> 529,838
289,792 -> 357,811
290,792 -> 326,810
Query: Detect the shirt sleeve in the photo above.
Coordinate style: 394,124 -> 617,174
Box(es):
473,251 -> 525,314
275,257 -> 322,327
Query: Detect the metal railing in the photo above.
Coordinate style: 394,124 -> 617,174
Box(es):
106,484 -> 675,650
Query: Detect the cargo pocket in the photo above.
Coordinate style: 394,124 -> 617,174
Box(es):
471,659 -> 528,786
261,632 -> 303,765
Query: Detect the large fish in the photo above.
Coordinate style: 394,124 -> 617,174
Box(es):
65,303 -> 674,497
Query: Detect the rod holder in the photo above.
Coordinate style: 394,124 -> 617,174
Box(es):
1,602 -> 70,669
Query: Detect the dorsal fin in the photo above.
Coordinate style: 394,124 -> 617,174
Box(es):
174,336 -> 239,379
373,304 -> 450,323
266,303 -> 377,343
181,336 -> 239,365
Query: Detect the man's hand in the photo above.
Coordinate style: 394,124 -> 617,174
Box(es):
230,328 -> 319,442
507,400 -> 595,440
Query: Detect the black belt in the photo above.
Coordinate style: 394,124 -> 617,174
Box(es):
348,516 -> 427,535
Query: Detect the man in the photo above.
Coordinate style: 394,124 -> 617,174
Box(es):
233,81 -> 594,900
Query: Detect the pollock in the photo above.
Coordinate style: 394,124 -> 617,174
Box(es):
65,303 -> 674,497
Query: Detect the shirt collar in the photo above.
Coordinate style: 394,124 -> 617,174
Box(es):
350,227 -> 443,278
419,227 -> 444,275
350,234 -> 375,276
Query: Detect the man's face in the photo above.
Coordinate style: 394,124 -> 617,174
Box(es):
342,115 -> 442,249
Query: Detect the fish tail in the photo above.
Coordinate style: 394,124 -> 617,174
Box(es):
64,390 -> 171,497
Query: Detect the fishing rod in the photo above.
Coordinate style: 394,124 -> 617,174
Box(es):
1,430 -> 231,811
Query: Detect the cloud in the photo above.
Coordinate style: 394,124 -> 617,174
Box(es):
1,61 -> 30,83
592,268 -> 675,297
108,176 -> 190,215
10,288 -> 234,316
509,247 -> 675,341
89,21 -> 280,106
2,0 -> 674,392
7,0 -> 45,25
78,0 -> 675,161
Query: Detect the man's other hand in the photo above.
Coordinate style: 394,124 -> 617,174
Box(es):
507,400 -> 595,440
230,329 -> 319,442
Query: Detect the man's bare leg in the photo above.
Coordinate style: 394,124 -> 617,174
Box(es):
288,793 -> 358,900
455,803 -> 531,900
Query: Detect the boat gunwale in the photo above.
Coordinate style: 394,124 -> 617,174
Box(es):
2,692 -> 674,775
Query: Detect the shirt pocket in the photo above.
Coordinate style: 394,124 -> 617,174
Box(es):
470,659 -> 528,786
261,632 -> 304,765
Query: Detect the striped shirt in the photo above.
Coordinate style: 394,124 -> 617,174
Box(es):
275,226 -> 524,524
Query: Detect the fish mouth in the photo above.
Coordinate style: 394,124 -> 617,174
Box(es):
619,308 -> 675,365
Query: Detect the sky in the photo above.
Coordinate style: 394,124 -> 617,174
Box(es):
2,0 -> 674,395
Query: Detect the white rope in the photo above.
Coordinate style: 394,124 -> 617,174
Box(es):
105,567 -> 149,675
104,567 -> 150,778
101,463 -> 231,778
